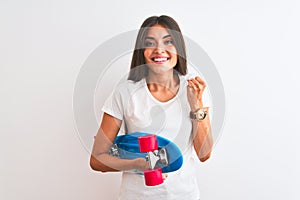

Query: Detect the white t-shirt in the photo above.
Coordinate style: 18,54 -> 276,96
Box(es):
102,74 -> 210,200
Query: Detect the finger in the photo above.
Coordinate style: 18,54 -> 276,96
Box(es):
192,77 -> 207,91
187,79 -> 193,87
187,79 -> 193,88
187,80 -> 198,91
190,78 -> 202,91
195,76 -> 206,87
193,77 -> 206,88
162,173 -> 168,180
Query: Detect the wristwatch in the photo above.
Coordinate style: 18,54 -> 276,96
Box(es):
190,108 -> 207,121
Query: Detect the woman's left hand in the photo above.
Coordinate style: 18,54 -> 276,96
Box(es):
187,76 -> 206,111
162,173 -> 168,180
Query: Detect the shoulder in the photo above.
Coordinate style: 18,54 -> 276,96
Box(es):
179,74 -> 188,87
114,78 -> 145,95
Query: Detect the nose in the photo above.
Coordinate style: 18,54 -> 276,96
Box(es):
153,41 -> 166,54
154,46 -> 165,54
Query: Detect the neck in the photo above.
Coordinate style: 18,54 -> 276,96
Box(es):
146,71 -> 179,91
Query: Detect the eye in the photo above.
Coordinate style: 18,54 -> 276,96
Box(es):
144,41 -> 155,47
164,40 -> 174,45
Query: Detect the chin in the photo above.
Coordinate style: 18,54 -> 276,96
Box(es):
148,65 -> 174,74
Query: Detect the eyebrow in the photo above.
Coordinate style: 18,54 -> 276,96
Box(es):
145,35 -> 172,40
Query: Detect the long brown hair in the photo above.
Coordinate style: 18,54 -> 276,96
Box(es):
128,15 -> 187,81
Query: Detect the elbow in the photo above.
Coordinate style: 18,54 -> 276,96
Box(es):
89,156 -> 101,171
199,152 -> 211,162
89,155 -> 109,173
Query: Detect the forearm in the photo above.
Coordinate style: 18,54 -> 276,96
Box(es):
90,153 -> 145,173
187,77 -> 213,162
90,113 -> 148,173
191,109 -> 213,162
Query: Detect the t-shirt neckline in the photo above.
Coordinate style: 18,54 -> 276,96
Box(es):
143,75 -> 184,105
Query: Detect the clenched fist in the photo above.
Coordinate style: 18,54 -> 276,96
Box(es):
187,76 -> 206,111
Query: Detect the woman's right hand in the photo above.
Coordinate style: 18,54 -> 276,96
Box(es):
134,158 -> 150,171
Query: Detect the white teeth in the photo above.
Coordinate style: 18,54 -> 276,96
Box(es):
154,57 -> 168,62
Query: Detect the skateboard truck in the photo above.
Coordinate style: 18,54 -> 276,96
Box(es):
138,134 -> 166,186
109,142 -> 169,169
109,144 -> 120,157
145,148 -> 168,169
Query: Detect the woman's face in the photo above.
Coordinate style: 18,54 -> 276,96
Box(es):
143,24 -> 178,74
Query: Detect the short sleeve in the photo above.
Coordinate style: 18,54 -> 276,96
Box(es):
102,86 -> 124,120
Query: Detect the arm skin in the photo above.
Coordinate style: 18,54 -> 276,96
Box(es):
191,107 -> 213,162
187,77 -> 213,162
89,113 -> 148,172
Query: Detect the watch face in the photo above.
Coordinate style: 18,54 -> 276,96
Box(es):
190,108 -> 207,120
196,110 -> 206,120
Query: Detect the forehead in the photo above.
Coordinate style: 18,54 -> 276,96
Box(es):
146,24 -> 171,38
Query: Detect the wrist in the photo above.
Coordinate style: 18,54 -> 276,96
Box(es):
190,100 -> 203,112
190,107 -> 209,121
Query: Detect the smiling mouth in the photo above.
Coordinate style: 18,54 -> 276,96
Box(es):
151,56 -> 170,64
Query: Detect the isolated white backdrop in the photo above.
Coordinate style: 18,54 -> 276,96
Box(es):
1,0 -> 299,200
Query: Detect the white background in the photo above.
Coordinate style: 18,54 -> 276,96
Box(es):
1,0 -> 299,199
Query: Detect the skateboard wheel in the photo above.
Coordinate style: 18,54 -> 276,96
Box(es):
144,168 -> 163,186
138,134 -> 158,152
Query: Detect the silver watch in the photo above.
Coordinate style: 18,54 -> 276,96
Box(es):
190,108 -> 207,121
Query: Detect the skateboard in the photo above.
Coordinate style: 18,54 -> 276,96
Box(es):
109,132 -> 183,186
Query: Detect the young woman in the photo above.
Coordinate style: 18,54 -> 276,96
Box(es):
90,15 -> 213,200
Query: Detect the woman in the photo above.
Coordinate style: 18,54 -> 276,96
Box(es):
90,15 -> 213,200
